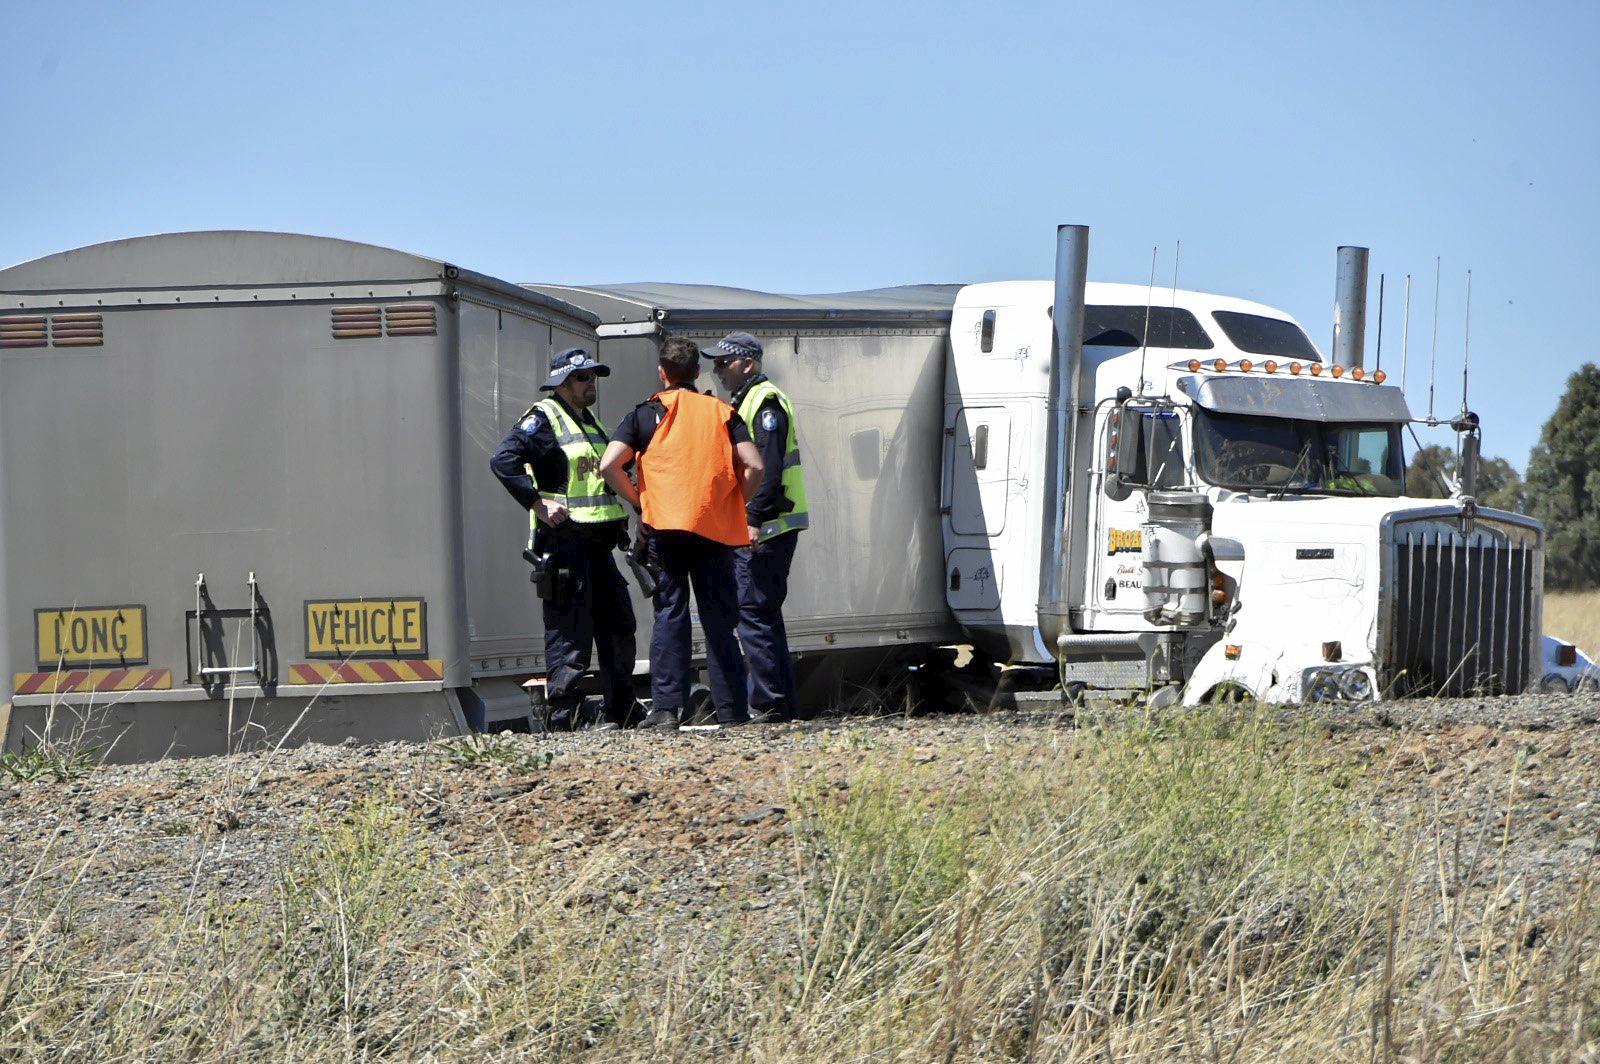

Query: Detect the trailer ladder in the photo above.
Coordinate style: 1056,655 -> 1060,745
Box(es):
186,572 -> 271,691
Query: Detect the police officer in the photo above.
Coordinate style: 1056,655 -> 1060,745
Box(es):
490,347 -> 637,731
599,336 -> 765,730
711,331 -> 809,723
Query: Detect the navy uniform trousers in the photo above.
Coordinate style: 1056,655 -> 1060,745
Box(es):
542,528 -> 637,726
734,529 -> 800,716
647,529 -> 747,723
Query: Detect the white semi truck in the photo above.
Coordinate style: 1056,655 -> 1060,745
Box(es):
546,226 -> 1597,706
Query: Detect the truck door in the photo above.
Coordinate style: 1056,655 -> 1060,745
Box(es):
943,406 -> 1010,610
1091,406 -> 1187,618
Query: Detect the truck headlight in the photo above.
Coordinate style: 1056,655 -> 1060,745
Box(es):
1305,669 -> 1342,702
1338,668 -> 1373,701
1302,665 -> 1374,703
1541,673 -> 1572,694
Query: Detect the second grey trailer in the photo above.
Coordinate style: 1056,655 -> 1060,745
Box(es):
528,282 -> 966,699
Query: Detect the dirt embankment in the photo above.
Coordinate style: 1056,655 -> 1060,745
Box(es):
4,693 -> 1599,1061
5,694 -> 1598,928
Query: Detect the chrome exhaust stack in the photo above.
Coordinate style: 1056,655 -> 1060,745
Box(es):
1332,245 -> 1370,371
1037,224 -> 1092,656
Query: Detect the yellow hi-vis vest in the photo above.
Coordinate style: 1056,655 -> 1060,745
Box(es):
736,378 -> 810,541
527,398 -> 626,538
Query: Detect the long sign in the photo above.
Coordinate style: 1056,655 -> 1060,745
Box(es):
35,605 -> 148,667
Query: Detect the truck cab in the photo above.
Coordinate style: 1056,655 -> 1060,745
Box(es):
941,275 -> 1557,704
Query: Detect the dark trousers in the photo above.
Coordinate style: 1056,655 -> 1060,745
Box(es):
648,530 -> 747,721
734,530 -> 800,715
541,529 -> 637,724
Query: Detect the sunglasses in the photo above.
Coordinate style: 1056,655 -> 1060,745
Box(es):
568,370 -> 597,382
712,357 -> 743,369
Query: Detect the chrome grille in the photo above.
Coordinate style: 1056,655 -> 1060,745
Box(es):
1383,516 -> 1541,698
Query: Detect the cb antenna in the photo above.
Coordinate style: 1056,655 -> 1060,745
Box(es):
1374,273 -> 1386,372
1136,245 -> 1158,396
1166,240 -> 1181,350
1400,274 -> 1412,395
1461,269 -> 1472,414
1427,256 -> 1441,421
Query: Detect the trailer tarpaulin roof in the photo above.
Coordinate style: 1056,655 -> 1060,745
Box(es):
1,232 -> 599,325
523,282 -> 964,329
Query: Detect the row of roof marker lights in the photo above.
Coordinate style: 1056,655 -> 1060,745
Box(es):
1180,357 -> 1387,383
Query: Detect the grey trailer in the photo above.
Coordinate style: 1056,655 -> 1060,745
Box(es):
524,282 -> 965,698
0,231 -> 601,760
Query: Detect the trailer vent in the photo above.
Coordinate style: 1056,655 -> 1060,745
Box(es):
0,315 -> 49,349
331,305 -> 383,339
384,303 -> 437,337
50,313 -> 103,347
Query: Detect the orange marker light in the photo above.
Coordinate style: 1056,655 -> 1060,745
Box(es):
1289,362 -> 1302,375
1188,359 -> 1202,372
1352,367 -> 1365,380
1213,358 -> 1227,372
1239,359 -> 1253,373
1224,644 -> 1242,660
1310,364 -> 1323,376
1373,370 -> 1387,384
1331,365 -> 1345,378
1264,360 -> 1278,373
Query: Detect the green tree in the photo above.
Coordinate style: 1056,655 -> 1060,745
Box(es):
1403,442 -> 1525,511
1525,363 -> 1600,589
1404,443 -> 1454,499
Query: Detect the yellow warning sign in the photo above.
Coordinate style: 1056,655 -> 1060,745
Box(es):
305,598 -> 427,659
35,605 -> 148,667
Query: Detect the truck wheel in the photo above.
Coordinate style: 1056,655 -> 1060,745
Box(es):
1146,685 -> 1181,711
1206,682 -> 1254,705
684,684 -> 716,726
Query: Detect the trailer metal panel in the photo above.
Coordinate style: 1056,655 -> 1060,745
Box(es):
0,232 -> 600,759
528,284 -> 966,673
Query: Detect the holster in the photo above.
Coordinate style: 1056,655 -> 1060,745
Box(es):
624,526 -> 663,598
522,547 -> 556,600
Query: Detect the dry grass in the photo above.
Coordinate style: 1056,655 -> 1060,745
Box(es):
3,707 -> 1597,1061
1546,589 -> 1600,658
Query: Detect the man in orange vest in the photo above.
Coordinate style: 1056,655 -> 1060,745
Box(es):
599,337 -> 765,729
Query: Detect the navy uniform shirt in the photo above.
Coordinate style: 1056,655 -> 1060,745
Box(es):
490,396 -> 624,536
610,383 -> 751,454
730,375 -> 791,527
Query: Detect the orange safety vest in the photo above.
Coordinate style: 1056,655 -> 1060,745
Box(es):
638,389 -> 750,547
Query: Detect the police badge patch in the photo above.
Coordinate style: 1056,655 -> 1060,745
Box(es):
760,409 -> 780,433
520,412 -> 543,432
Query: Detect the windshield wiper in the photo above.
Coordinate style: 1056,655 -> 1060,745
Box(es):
1272,445 -> 1316,501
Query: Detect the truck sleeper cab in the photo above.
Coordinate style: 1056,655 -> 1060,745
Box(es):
941,271 -> 1556,705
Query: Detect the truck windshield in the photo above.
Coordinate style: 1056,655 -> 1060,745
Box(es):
1193,410 -> 1403,496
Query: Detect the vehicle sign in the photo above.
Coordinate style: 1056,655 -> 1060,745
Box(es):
305,598 -> 427,658
34,605 -> 148,667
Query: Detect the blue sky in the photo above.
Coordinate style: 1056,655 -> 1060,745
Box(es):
4,1 -> 1596,468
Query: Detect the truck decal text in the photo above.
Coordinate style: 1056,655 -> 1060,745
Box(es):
1106,529 -> 1144,555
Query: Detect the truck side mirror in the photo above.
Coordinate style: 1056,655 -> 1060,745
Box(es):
1117,406 -> 1142,475
1105,404 -> 1143,500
